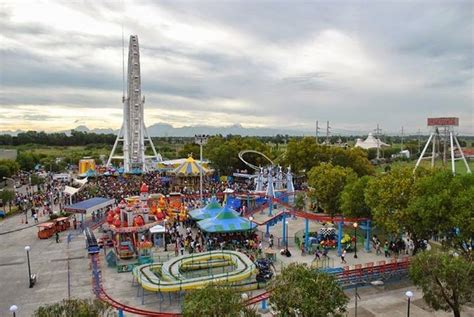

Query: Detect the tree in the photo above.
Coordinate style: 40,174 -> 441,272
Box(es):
294,192 -> 306,210
30,174 -> 45,186
282,137 -> 373,176
205,136 -> 272,176
270,263 -> 348,316
409,251 -> 474,317
0,159 -> 20,176
0,189 -> 15,212
183,284 -> 246,317
283,137 -> 325,173
0,165 -> 10,180
34,298 -> 114,317
16,151 -> 38,171
364,165 -> 428,236
178,143 -> 201,159
340,175 -> 372,218
307,163 -> 357,216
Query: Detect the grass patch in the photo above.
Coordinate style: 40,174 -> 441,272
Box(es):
376,159 -> 473,175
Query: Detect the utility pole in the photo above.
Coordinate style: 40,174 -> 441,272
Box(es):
326,121 -> 331,145
401,126 -> 404,152
443,126 -> 448,165
315,121 -> 320,144
374,124 -> 382,160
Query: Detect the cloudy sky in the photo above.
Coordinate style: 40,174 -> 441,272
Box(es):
0,0 -> 472,134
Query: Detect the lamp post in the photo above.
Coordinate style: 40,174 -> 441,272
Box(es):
163,218 -> 168,251
9,305 -> 18,317
25,245 -> 32,288
248,216 -> 254,238
285,220 -> 289,250
353,222 -> 358,258
194,134 -> 209,203
405,290 -> 413,317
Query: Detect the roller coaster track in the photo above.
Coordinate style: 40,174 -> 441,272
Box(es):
90,254 -> 182,316
238,150 -> 274,171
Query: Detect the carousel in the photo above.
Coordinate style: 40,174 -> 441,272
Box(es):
168,156 -> 213,191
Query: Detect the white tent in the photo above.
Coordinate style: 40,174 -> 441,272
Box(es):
150,224 -> 166,233
355,133 -> 389,149
73,177 -> 88,186
150,224 -> 166,248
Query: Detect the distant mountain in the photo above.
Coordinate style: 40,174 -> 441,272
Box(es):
0,123 -> 313,137
145,122 -> 312,137
68,125 -> 117,135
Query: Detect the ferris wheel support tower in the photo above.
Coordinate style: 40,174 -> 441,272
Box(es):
106,35 -> 162,173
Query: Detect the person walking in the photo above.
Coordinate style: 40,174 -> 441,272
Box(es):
55,231 -> 60,243
384,241 -> 390,258
375,240 -> 381,255
314,249 -> 321,260
341,249 -> 347,264
268,234 -> 274,249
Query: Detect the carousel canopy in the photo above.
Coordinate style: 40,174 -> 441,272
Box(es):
190,199 -> 241,221
197,208 -> 256,233
171,156 -> 211,176
189,197 -> 226,221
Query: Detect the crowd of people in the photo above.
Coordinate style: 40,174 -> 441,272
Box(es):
163,219 -> 262,260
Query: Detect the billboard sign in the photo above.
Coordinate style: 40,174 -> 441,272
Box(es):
427,117 -> 459,126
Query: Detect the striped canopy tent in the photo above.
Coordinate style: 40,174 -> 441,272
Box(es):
169,156 -> 213,190
189,197 -> 226,221
197,208 -> 257,233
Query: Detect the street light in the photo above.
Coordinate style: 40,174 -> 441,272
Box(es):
285,220 -> 289,250
9,305 -> 18,317
25,245 -> 33,288
353,222 -> 358,258
248,216 -> 254,238
194,134 -> 209,203
405,290 -> 414,317
163,219 -> 168,251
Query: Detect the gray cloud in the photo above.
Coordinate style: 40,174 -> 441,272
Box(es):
0,0 -> 472,134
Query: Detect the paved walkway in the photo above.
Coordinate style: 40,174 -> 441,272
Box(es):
0,212 -> 92,316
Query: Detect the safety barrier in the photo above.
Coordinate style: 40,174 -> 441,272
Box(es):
244,257 -> 411,306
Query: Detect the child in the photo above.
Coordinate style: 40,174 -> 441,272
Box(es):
341,249 -> 347,264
